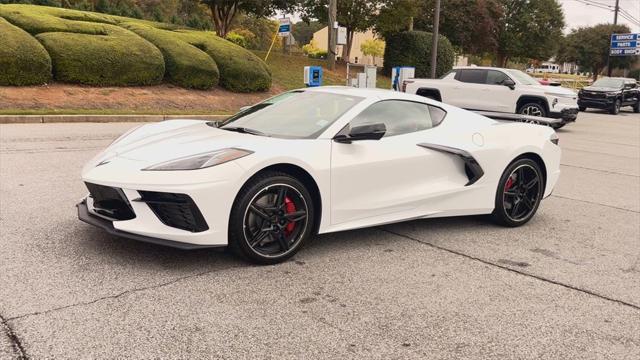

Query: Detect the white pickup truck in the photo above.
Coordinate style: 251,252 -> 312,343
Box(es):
402,66 -> 579,129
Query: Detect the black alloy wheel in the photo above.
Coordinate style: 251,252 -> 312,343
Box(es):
633,100 -> 639,113
229,172 -> 314,264
492,159 -> 544,227
610,99 -> 621,115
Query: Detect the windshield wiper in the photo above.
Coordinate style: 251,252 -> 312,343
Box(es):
221,126 -> 269,137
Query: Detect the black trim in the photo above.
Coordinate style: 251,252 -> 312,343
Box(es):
77,199 -> 221,250
85,182 -> 136,221
136,191 -> 209,233
417,143 -> 484,186
548,108 -> 578,122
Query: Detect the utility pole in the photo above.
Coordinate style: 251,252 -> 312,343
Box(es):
328,0 -> 337,71
607,0 -> 620,77
430,0 -> 441,79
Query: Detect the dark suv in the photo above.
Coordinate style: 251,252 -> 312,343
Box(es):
578,77 -> 640,115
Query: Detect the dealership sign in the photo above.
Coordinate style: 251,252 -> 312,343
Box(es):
278,18 -> 291,37
610,33 -> 640,56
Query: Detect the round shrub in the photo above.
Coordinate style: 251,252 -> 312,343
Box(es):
0,17 -> 51,85
383,31 -> 455,78
226,31 -> 248,48
174,30 -> 271,92
36,25 -> 165,86
123,22 -> 219,89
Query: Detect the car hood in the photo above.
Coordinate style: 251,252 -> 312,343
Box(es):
92,120 -> 276,166
581,86 -> 621,92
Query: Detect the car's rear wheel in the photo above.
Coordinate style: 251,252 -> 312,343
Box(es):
578,106 -> 587,112
633,100 -> 639,113
518,102 -> 547,117
229,172 -> 315,264
492,159 -> 544,227
610,99 -> 621,115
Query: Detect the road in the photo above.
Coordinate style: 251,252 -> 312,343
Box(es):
1,109 -> 639,359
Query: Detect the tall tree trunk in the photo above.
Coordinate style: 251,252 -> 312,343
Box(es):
408,16 -> 414,31
209,3 -> 237,38
342,29 -> 354,63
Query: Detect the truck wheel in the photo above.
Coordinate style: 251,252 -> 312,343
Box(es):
578,106 -> 586,112
518,102 -> 547,117
633,101 -> 639,113
609,99 -> 621,115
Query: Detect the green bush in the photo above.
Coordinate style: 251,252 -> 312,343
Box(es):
123,22 -> 219,89
0,4 -> 272,91
226,31 -> 248,48
383,31 -> 455,78
173,30 -> 271,92
0,16 -> 51,85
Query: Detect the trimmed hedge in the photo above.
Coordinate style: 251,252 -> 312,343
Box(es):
0,17 -> 51,85
122,22 -> 219,89
0,4 -> 272,91
173,30 -> 272,92
383,31 -> 455,78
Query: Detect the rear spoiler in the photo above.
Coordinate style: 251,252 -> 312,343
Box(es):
472,111 -> 563,127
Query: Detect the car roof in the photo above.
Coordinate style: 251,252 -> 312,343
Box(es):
453,66 -> 516,71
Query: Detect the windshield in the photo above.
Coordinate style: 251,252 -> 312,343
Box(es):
220,91 -> 363,139
592,78 -> 624,88
505,69 -> 539,85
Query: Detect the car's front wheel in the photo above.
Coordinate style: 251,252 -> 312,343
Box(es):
492,158 -> 544,227
229,171 -> 315,264
518,102 -> 547,117
578,106 -> 587,112
610,99 -> 621,115
633,100 -> 639,113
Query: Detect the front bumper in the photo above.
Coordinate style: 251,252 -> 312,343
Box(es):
578,97 -> 614,109
77,198 -> 221,250
549,107 -> 578,122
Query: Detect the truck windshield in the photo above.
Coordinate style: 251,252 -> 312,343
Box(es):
505,69 -> 539,85
592,78 -> 624,88
220,91 -> 363,139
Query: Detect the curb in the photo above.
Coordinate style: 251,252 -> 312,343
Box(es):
0,114 -> 229,124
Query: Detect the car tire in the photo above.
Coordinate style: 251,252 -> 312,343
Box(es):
578,106 -> 586,112
518,102 -> 547,117
551,122 -> 566,130
491,158 -> 544,227
609,99 -> 621,115
633,101 -> 640,113
228,171 -> 315,265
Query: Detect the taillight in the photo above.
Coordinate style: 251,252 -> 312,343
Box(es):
402,80 -> 414,92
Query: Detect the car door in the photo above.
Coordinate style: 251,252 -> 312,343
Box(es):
482,70 -> 520,112
623,81 -> 637,105
451,69 -> 490,110
330,100 -> 469,226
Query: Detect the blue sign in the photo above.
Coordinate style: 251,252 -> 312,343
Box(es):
278,24 -> 290,33
611,40 -> 637,48
610,33 -> 639,56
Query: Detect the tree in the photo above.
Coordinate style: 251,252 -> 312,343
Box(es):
200,0 -> 295,38
291,20 -> 323,46
360,38 -> 385,64
373,0 -> 419,39
298,0 -> 380,62
494,0 -> 565,66
557,23 -> 633,80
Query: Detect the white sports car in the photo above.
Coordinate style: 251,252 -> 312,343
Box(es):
78,87 -> 561,264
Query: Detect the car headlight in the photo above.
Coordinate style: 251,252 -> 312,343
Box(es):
143,148 -> 253,171
606,92 -> 619,97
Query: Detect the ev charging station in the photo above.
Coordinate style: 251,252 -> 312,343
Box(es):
346,63 -> 377,88
391,66 -> 415,91
304,66 -> 323,87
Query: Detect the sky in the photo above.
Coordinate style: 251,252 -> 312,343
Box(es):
559,0 -> 640,33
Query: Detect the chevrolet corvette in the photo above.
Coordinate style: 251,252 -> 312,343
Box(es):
78,87 -> 561,264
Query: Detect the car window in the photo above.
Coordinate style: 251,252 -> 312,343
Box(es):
486,70 -> 511,85
346,100 -> 444,138
455,69 -> 487,84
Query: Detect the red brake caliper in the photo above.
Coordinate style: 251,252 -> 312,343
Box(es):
284,196 -> 296,235
505,176 -> 514,191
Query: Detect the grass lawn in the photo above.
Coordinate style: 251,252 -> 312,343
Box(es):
0,108 -> 233,116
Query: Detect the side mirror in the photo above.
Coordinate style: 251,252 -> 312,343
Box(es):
334,123 -> 386,143
503,79 -> 516,89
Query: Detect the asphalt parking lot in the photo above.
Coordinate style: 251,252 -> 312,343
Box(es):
1,109 -> 639,359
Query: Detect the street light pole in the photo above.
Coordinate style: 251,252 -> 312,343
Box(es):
607,0 -> 620,77
328,0 -> 337,71
430,0 -> 441,79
